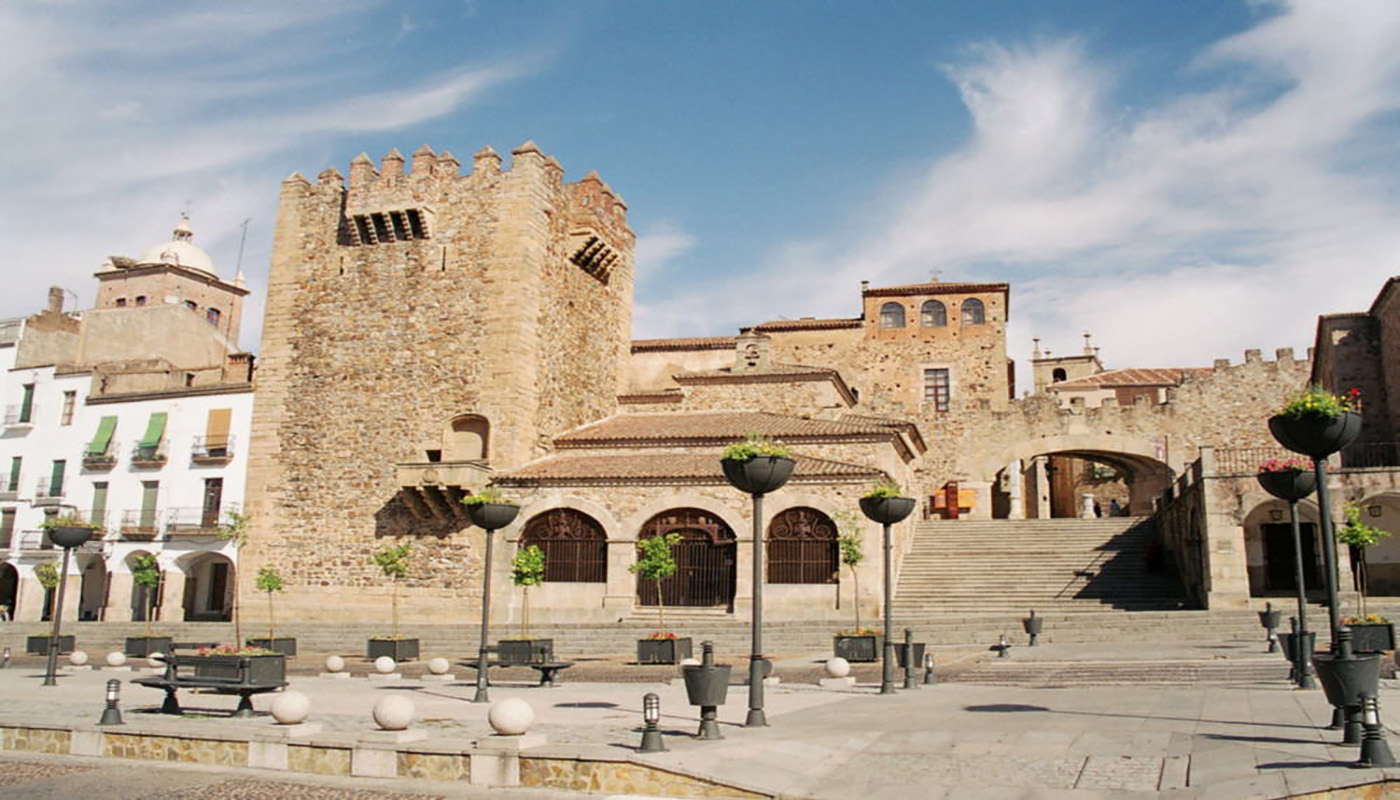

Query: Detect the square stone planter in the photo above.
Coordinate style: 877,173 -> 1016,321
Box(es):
124,636 -> 173,657
833,634 -> 881,663
192,653 -> 287,684
637,637 -> 692,665
246,637 -> 298,656
1347,623 -> 1395,653
367,638 -> 419,662
497,638 -> 553,666
26,634 -> 75,655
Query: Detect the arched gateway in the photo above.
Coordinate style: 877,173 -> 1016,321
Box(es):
636,509 -> 737,612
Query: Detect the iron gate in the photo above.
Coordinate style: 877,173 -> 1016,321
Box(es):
637,509 -> 736,611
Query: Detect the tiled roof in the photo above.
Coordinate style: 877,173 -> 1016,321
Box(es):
863,281 -> 1009,297
1049,367 -> 1212,390
751,318 -> 862,332
675,363 -> 840,380
555,411 -> 897,448
838,412 -> 926,452
497,453 -> 884,486
618,389 -> 684,404
631,337 -> 736,353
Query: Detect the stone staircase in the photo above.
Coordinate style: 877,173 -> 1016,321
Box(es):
895,517 -> 1188,615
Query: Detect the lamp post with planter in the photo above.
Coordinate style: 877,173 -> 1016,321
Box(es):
463,486 -> 521,704
858,480 -> 916,695
39,512 -> 95,687
720,436 -> 794,728
1256,458 -> 1318,688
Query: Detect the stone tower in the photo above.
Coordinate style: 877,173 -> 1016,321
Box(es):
243,142 -> 634,620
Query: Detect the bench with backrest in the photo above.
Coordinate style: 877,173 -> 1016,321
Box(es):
461,657 -> 574,687
133,648 -> 287,718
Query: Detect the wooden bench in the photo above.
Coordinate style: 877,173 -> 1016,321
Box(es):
460,659 -> 574,687
134,653 -> 286,718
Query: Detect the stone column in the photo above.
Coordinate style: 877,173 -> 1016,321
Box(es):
158,568 -> 187,623
14,574 -> 46,622
602,538 -> 635,613
105,571 -> 135,622
1080,493 -> 1096,519
59,572 -> 81,622
1006,460 -> 1025,520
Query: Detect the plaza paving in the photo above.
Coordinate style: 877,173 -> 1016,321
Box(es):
1,641 -> 1399,798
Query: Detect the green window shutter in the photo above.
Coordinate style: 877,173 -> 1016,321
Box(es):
7,457 -> 18,492
19,384 -> 33,423
89,416 -> 118,456
91,482 -> 108,526
140,481 -> 159,529
139,413 -> 168,448
49,460 -> 65,497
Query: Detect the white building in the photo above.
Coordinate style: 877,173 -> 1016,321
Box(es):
0,219 -> 254,624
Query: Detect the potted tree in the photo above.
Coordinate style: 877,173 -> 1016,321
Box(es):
125,553 -> 171,657
1338,504 -> 1393,653
498,544 -> 552,666
245,565 -> 295,655
720,435 -> 794,495
832,510 -> 879,662
368,542 -> 419,661
216,509 -> 251,649
25,560 -> 75,654
1269,385 -> 1363,458
630,532 -> 692,664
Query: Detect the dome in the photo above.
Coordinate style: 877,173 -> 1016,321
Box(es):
137,216 -> 217,277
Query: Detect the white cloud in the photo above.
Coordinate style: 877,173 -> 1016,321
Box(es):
648,0 -> 1400,387
634,221 -> 698,278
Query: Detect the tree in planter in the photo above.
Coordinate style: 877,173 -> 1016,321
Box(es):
1338,503 -> 1391,618
255,565 -> 286,642
510,545 -> 546,638
629,532 -> 682,632
131,554 -> 162,637
35,559 -> 60,621
216,509 -> 251,644
372,543 -> 412,639
832,510 -> 866,633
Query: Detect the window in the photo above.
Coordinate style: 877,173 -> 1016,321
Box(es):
60,391 -> 75,426
0,509 -> 13,548
520,509 -> 607,583
7,457 -> 19,492
115,298 -> 127,307
48,460 -> 66,498
135,296 -> 147,306
139,481 -> 160,530
920,300 -> 947,327
879,302 -> 906,329
1052,368 -> 1067,383
185,300 -> 198,312
767,507 -> 838,584
91,482 -> 108,529
206,307 -> 221,326
924,368 -> 951,412
19,384 -> 34,423
961,298 -> 985,325
202,478 -> 223,528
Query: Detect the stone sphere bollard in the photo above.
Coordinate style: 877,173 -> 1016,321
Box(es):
825,657 -> 851,678
372,694 -> 415,731
488,697 -> 535,736
271,690 -> 311,725
427,657 -> 450,675
105,651 -> 127,667
324,655 -> 345,673
147,653 -> 165,669
374,656 -> 396,674
68,650 -> 89,667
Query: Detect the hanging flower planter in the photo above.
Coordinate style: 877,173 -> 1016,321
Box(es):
465,501 -> 520,531
1256,461 -> 1318,502
859,496 -> 916,525
720,455 -> 795,495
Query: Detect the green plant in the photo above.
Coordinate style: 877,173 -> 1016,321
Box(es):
721,433 -> 792,461
254,565 -> 286,642
832,510 -> 865,633
629,532 -> 682,632
863,479 -> 904,499
131,553 -> 162,637
216,509 -> 252,645
1339,504 -> 1391,618
1279,385 -> 1361,420
1257,457 -> 1315,473
35,559 -> 60,590
39,512 -> 101,532
372,543 -> 413,639
510,544 -> 546,638
1342,614 -> 1390,625
463,486 -> 515,507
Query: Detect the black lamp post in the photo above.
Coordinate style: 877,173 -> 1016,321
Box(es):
720,452 -> 794,728
859,492 -> 916,695
42,520 -> 93,687
464,498 -> 520,704
1257,467 -> 1319,689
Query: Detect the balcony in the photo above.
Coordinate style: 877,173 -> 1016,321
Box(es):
165,507 -> 224,538
32,480 -> 65,507
83,440 -> 119,471
130,440 -> 168,469
190,435 -> 235,465
0,474 -> 17,502
118,509 -> 163,541
3,404 -> 35,429
394,459 -> 493,523
16,529 -> 104,554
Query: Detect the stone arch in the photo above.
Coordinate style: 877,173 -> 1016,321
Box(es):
879,302 -> 905,329
976,434 -> 1174,519
443,414 -> 490,461
622,493 -> 746,544
519,508 -> 608,583
1347,492 -> 1400,596
0,563 -> 16,620
176,550 -> 234,621
124,549 -> 161,622
509,494 -> 620,541
636,507 -> 737,610
74,553 -> 107,621
1241,499 -> 1322,598
920,300 -> 947,328
961,297 -> 985,325
767,506 -> 838,584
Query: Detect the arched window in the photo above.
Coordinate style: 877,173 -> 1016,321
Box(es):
879,302 -> 905,329
638,509 -> 736,609
444,415 -> 489,461
767,507 -> 838,584
521,509 -> 606,583
920,300 -> 947,327
961,298 -> 985,325
1052,367 -> 1067,383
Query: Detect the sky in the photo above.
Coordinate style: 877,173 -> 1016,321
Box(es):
2,0 -> 1399,391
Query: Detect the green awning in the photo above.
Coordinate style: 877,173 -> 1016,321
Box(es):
88,416 -> 117,456
139,412 -> 167,448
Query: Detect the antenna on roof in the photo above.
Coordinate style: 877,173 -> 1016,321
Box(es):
235,218 -> 251,273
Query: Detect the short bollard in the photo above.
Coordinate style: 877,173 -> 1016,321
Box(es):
97,679 -> 124,726
682,641 -> 731,741
923,652 -> 937,686
1022,610 -> 1043,647
1259,602 -> 1281,654
902,629 -> 918,690
997,633 -> 1010,659
1,647 -> 9,668
639,692 -> 666,753
1356,694 -> 1395,768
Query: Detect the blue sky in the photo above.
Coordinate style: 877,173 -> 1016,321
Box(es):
3,1 -> 1399,388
